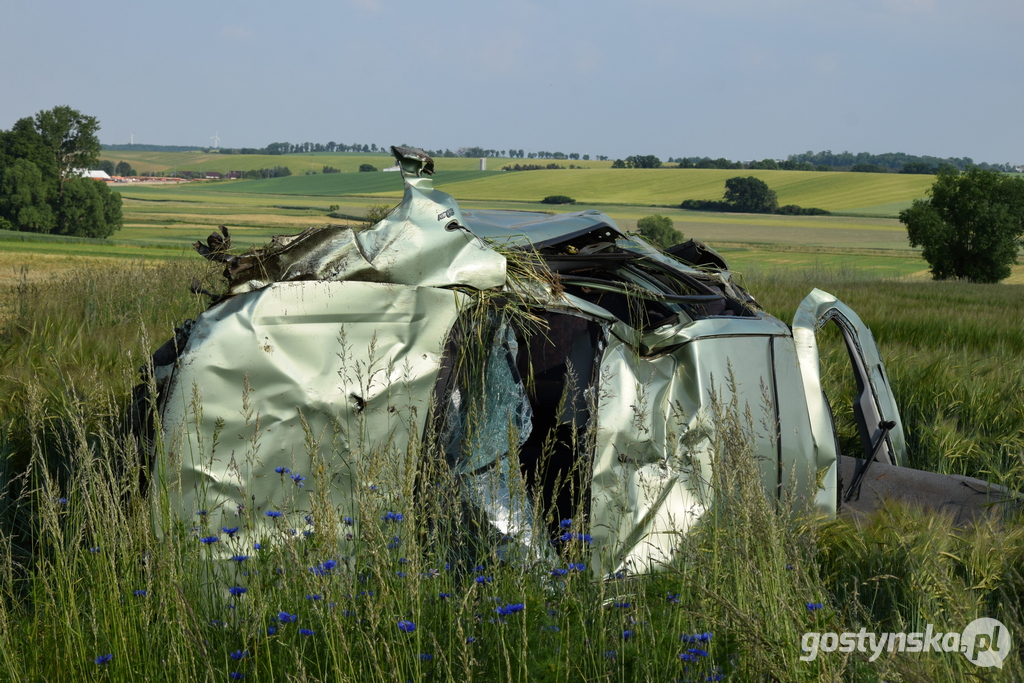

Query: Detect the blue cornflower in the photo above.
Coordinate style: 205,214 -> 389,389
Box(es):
200,536 -> 219,544
388,536 -> 401,549
382,511 -> 404,522
305,515 -> 314,525
94,653 -> 113,665
667,592 -> 680,604
495,603 -> 525,616
89,547 -> 100,553
229,673 -> 245,680
230,554 -> 249,563
466,636 -> 476,643
613,602 -> 631,609
133,589 -> 147,597
397,620 -> 416,633
266,511 -> 282,518
622,629 -> 634,640
266,626 -> 277,635
785,564 -> 794,571
222,526 -> 239,537
291,473 -> 305,487
253,542 -> 262,550
475,575 -> 493,584
680,632 -> 713,643
306,594 -> 322,601
546,625 -> 560,632
229,650 -> 248,660
278,611 -> 297,623
228,586 -> 246,596
299,628 -> 315,636
705,674 -> 724,682
274,466 -> 290,474
558,532 -> 593,544
439,592 -> 451,599
559,518 -> 573,528
806,602 -> 824,612
343,516 -> 353,525
550,567 -> 568,577
369,484 -> 378,491
396,571 -> 407,578
58,497 -> 68,505
398,557 -> 410,564
568,562 -> 586,572
196,510 -> 207,516
473,564 -> 485,572
420,653 -> 433,662
603,650 -> 616,659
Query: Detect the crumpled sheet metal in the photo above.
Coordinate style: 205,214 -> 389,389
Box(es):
219,175 -> 506,295
792,288 -> 906,469
589,317 -> 819,577
153,281 -> 463,551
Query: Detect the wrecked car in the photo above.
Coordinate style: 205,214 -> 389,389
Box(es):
140,146 -> 1006,577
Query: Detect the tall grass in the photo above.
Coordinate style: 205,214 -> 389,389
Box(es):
0,263 -> 1021,680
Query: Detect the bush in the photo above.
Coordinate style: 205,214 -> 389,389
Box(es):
359,164 -> 378,173
776,205 -> 830,216
636,215 -> 679,249
540,195 -> 575,205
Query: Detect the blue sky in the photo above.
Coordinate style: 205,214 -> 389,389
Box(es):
1,0 -> 1021,163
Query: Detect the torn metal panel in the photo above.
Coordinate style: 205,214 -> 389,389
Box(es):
197,176 -> 506,295
153,281 -> 463,551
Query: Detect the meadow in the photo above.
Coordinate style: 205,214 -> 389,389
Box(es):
0,168 -> 1022,681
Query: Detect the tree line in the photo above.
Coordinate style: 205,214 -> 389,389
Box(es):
0,106 -> 122,238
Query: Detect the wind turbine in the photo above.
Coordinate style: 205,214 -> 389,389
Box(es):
210,131 -> 221,148
130,132 -> 135,145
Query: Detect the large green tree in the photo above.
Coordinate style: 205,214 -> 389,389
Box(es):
0,106 -> 120,238
899,167 -> 1024,283
724,176 -> 778,213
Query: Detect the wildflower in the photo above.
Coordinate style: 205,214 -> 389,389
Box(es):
229,650 -> 248,660
420,653 -> 433,662
222,526 -> 239,537
681,632 -> 713,643
382,511 -> 404,522
666,593 -> 680,604
397,620 -> 416,633
603,650 -> 616,659
266,511 -> 282,518
560,518 -> 572,528
398,557 -> 410,564
306,594 -> 322,601
550,567 -> 568,577
396,571 -> 407,578
228,586 -> 247,597
230,555 -> 249,563
253,543 -> 262,550
94,653 -> 113,665
559,532 -> 593,544
303,530 -> 314,538
568,563 -> 586,572
466,636 -> 476,643
705,674 -> 724,682
439,592 -> 451,599
546,625 -> 560,632
230,673 -> 245,680
133,589 -> 147,597
58,497 -> 68,505
369,484 -> 378,491
278,611 -> 297,623
266,626 -> 277,635
612,602 -> 631,609
388,536 -> 402,549
274,466 -> 290,474
495,603 -> 525,616
806,602 -> 824,612
473,565 -> 485,572
299,628 -> 315,636
343,516 -> 353,525
196,510 -> 207,517
200,536 -> 219,544
622,629 -> 634,640
89,547 -> 100,553
785,563 -> 794,571
475,575 -> 493,584
305,515 -> 314,525
291,473 -> 306,487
